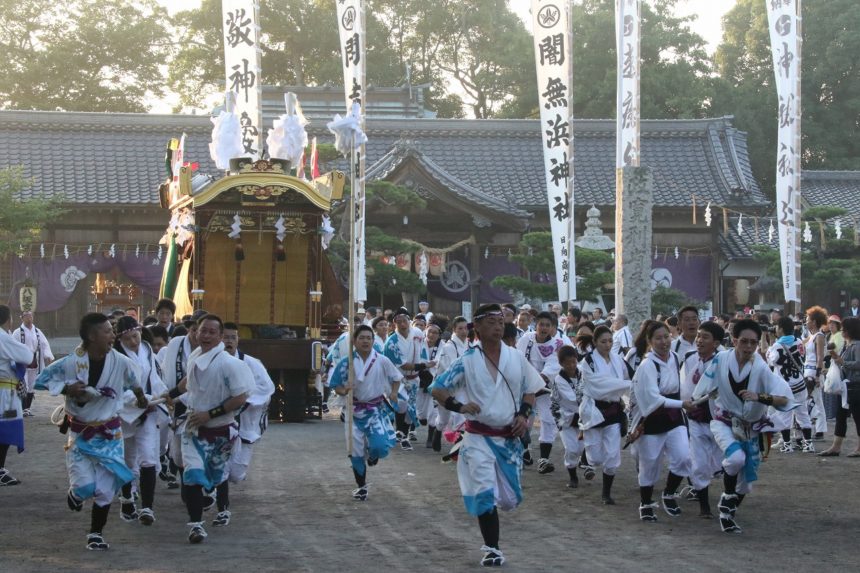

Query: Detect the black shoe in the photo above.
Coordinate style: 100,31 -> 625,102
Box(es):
86,532 -> 109,551
601,473 -> 616,505
400,439 -> 413,451
814,432 -> 824,441
639,502 -> 658,522
537,458 -> 555,474
720,514 -> 742,533
188,522 -> 208,543
583,465 -> 596,481
718,493 -> 739,519
213,510 -> 231,527
425,428 -> 435,449
0,468 -> 21,486
367,456 -> 379,466
352,486 -> 368,501
480,546 -> 505,567
67,489 -> 83,512
522,450 -> 533,466
203,490 -> 217,512
662,493 -> 681,517
166,478 -> 179,490
567,470 -> 579,489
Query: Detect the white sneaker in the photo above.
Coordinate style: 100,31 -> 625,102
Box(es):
188,522 -> 208,543
213,510 -> 231,527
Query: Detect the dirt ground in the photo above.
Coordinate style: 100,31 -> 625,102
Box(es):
1,393 -> 858,573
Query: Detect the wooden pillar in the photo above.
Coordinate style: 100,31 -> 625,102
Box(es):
469,242 -> 481,318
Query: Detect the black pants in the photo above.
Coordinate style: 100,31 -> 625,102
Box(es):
834,391 -> 860,437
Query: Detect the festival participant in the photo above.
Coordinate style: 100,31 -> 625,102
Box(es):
219,322 -> 275,526
329,325 -> 402,501
672,306 -> 700,357
371,316 -> 389,353
630,321 -> 694,522
16,310 -> 53,417
418,300 -> 434,324
432,316 -> 471,452
168,314 -> 252,543
420,320 -> 444,448
325,315 -> 363,413
516,310 -> 532,334
501,304 -> 519,338
693,319 -> 793,533
147,325 -> 170,355
384,307 -> 429,450
430,303 -> 542,567
155,298 -> 177,336
574,321 -> 595,359
624,320 -> 657,374
821,317 -> 860,456
767,317 -> 814,453
515,311 -> 564,475
611,314 -> 633,357
552,345 -> 583,489
804,306 -> 829,440
36,313 -> 145,550
0,305 -> 34,486
578,325 -> 631,504
679,321 -> 725,518
113,316 -> 168,525
158,314 -> 202,489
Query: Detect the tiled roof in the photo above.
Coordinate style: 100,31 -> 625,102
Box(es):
719,222 -> 777,260
1,110 -> 768,212
802,171 -> 860,220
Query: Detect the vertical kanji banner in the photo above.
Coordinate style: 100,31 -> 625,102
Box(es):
221,0 -> 263,159
532,0 -> 576,302
615,0 -> 640,168
336,0 -> 367,302
766,0 -> 802,303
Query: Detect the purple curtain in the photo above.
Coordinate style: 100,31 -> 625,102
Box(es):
428,253 -> 522,303
10,251 -> 165,312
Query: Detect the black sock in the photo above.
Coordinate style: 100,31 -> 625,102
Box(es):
698,486 -> 711,513
353,467 -> 366,488
602,473 -> 615,497
179,469 -> 186,503
395,413 -> 407,435
477,507 -> 500,549
539,442 -> 552,459
90,503 -> 110,534
216,480 -> 230,511
664,472 -> 684,496
184,484 -> 204,522
169,457 -> 179,477
120,483 -> 134,511
0,443 -> 9,468
580,451 -> 589,465
781,429 -> 791,442
723,472 -> 738,495
802,427 -> 812,441
140,466 -> 156,509
419,419 -> 428,427
640,485 -> 654,505
25,393 -> 34,410
737,493 -> 745,507
567,467 -> 577,481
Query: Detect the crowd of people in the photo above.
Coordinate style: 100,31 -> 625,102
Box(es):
324,299 -> 860,566
2,296 -> 859,566
0,299 -> 275,551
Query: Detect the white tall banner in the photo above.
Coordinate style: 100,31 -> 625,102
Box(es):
336,0 -> 367,302
221,0 -> 263,159
615,0 -> 640,168
532,0 -> 576,302
766,0 -> 802,303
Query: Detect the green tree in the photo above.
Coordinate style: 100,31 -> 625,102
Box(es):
712,0 -> 860,197
170,0 -> 403,110
0,166 -> 66,258
491,231 -> 613,302
500,0 -> 713,120
651,286 -> 697,318
0,0 -> 170,112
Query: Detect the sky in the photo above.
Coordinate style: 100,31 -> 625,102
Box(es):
154,0 -> 737,113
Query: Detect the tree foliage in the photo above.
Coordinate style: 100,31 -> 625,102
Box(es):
651,285 -> 698,318
712,0 -> 860,197
0,0 -> 170,112
491,232 -> 614,303
0,166 -> 66,258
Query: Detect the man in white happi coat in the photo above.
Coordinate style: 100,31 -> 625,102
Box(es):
168,314 -> 253,543
221,322 -> 275,494
384,307 -> 430,450
0,304 -> 34,486
329,325 -> 402,501
431,304 -> 542,567
672,305 -> 700,358
17,310 -> 53,416
679,321 -> 725,518
694,318 -> 794,534
157,313 -> 203,487
430,315 -> 471,452
611,314 -> 633,357
113,316 -> 168,526
515,311 -> 564,474
37,312 -> 146,551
